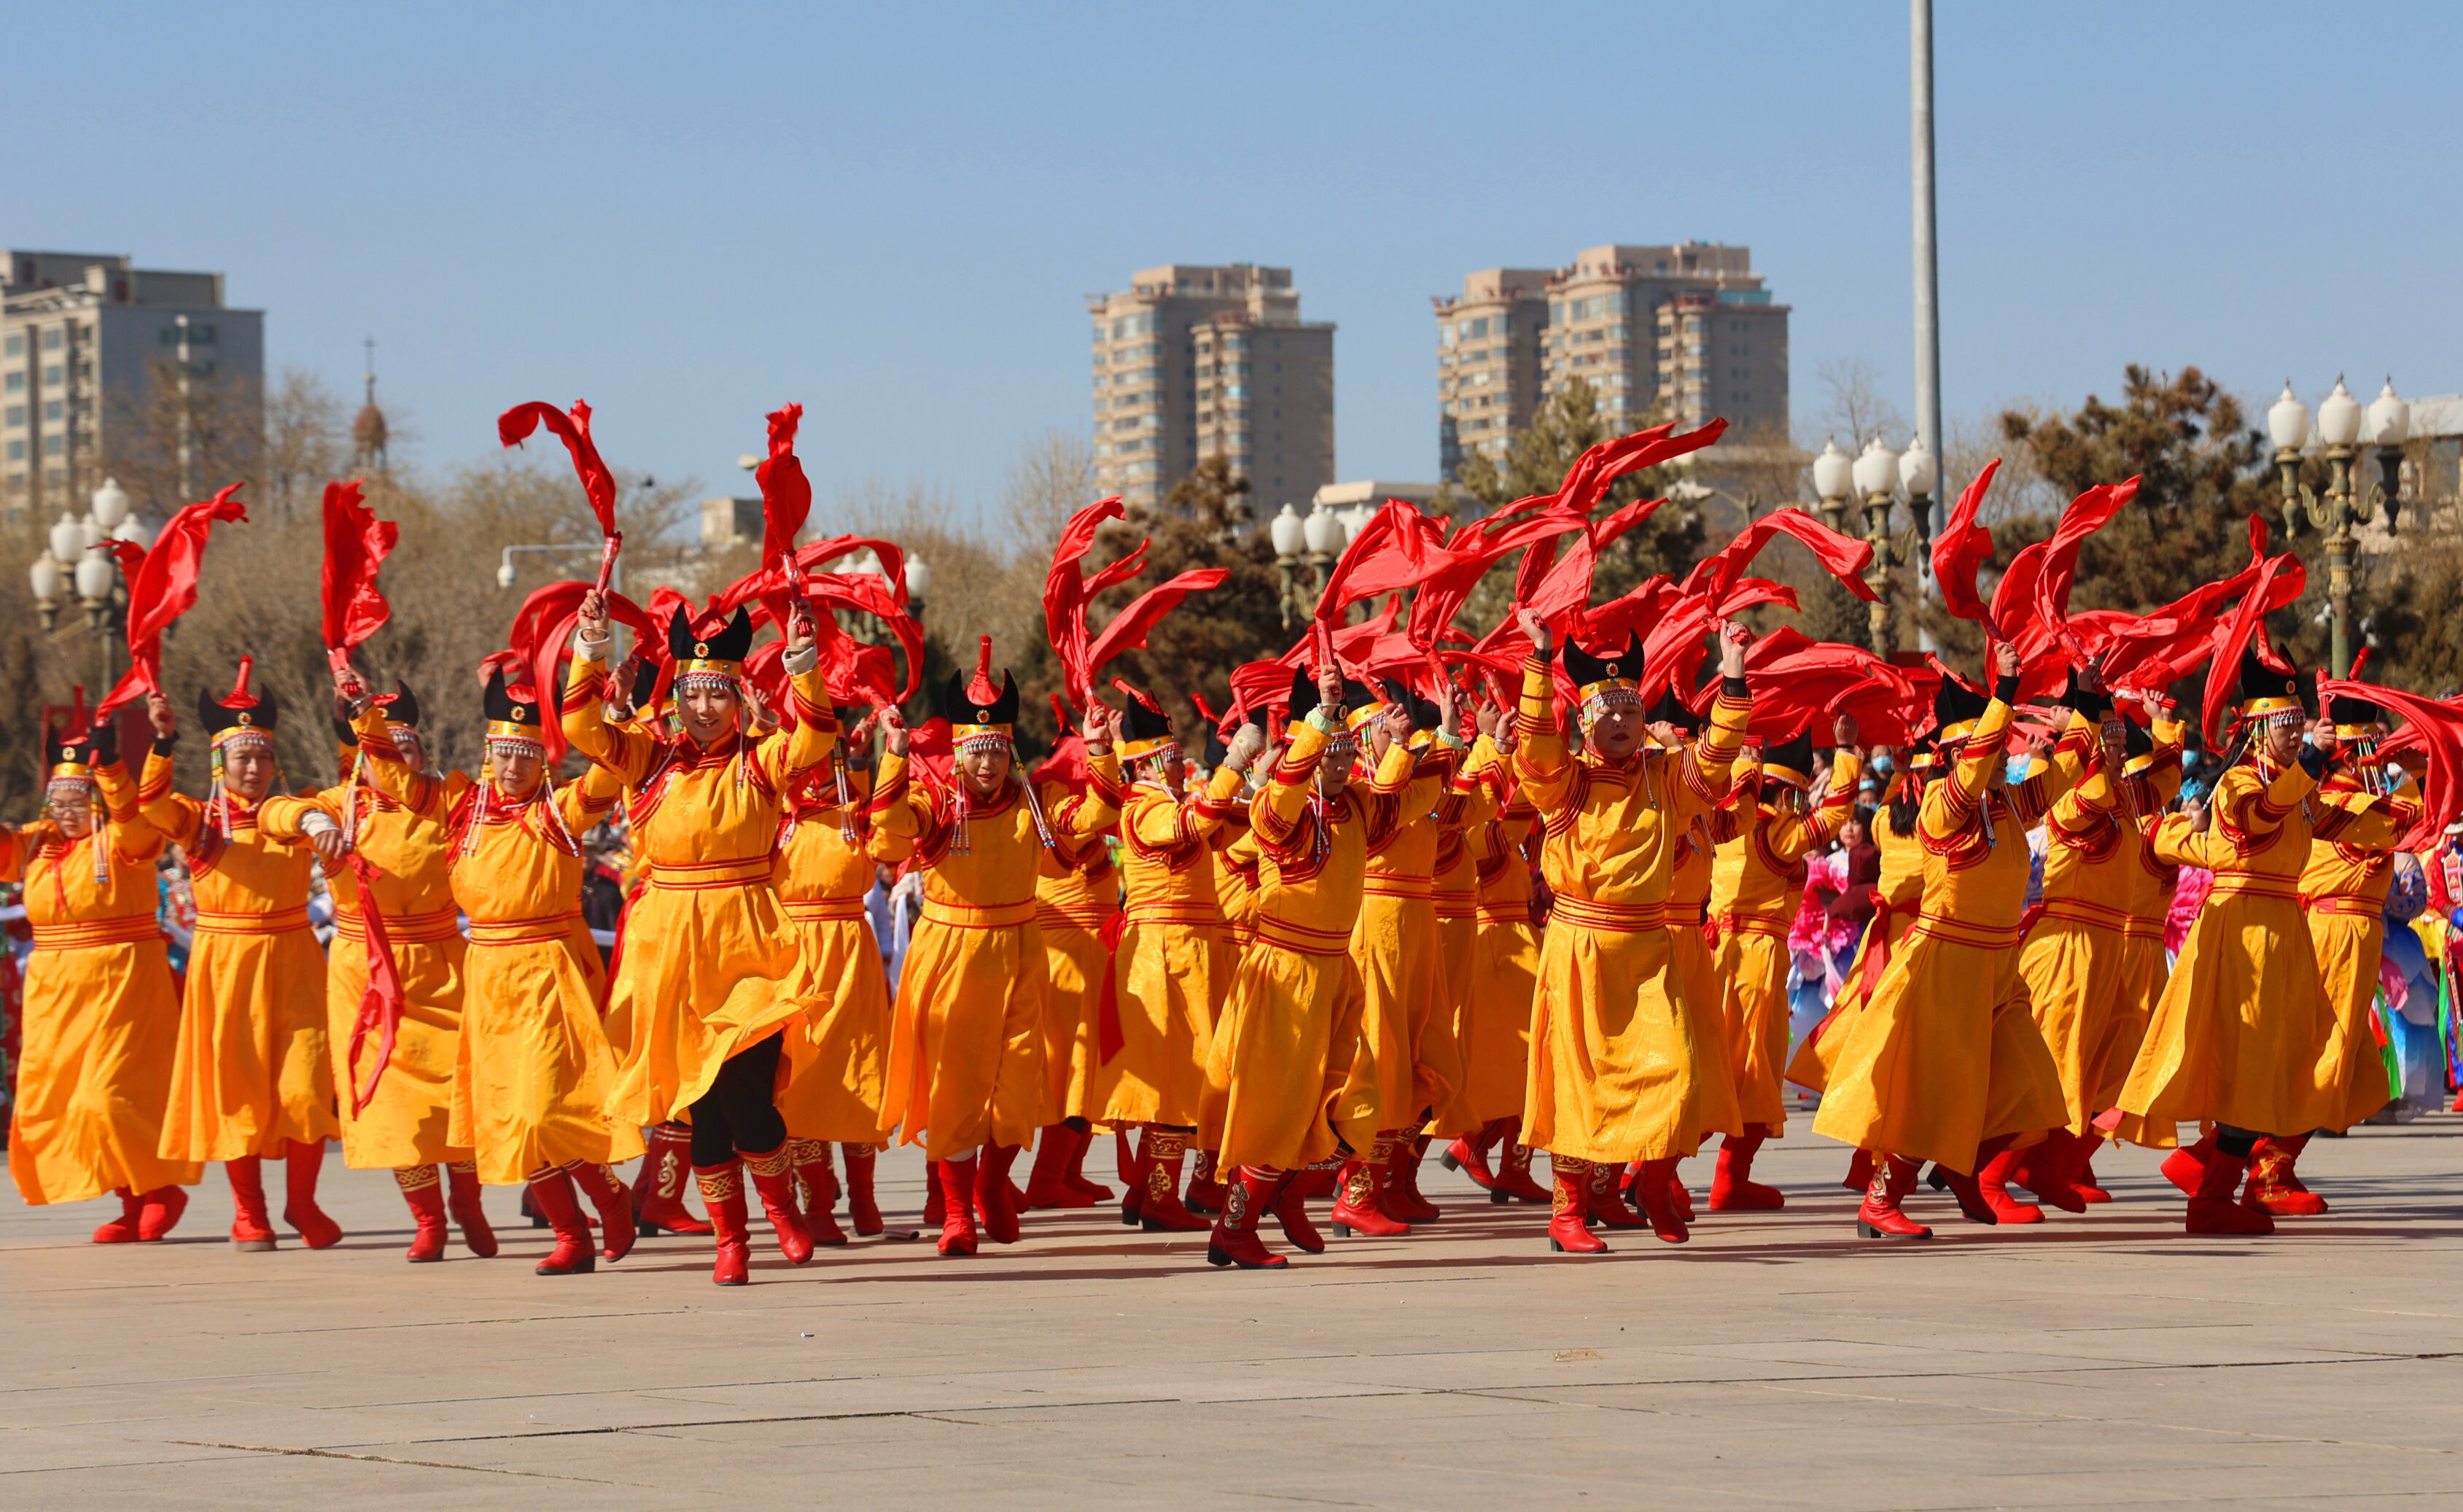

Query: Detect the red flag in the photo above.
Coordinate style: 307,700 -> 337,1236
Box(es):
1524,496 -> 1664,629
498,399 -> 619,539
505,580 -> 658,764
1316,498 -> 1452,622
319,480 -> 396,663
2028,478 -> 2139,657
1086,568 -> 1229,671
755,402 -> 813,613
1929,459 -> 2001,630
2200,547 -> 2309,749
343,853 -> 405,1116
98,483 -> 250,717
1685,508 -> 1876,605
2332,679 -> 2463,849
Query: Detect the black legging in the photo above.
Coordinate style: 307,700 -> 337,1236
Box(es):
686,1034 -> 786,1168
2215,1125 -> 2260,1159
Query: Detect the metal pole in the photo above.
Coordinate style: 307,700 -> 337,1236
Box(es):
174,314 -> 194,503
1910,0 -> 1942,651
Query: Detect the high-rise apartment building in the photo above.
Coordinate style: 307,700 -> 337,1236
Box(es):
1089,263 -> 1334,510
1435,242 -> 1786,479
0,250 -> 265,521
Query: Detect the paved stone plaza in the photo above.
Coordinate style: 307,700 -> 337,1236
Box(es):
4,1121 -> 2458,1508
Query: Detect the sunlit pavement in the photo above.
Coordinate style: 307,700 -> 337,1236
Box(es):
4,1120 -> 2459,1508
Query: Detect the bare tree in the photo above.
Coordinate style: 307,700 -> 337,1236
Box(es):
98,356 -> 265,519
998,429 -> 1097,553
1808,355 -> 1909,453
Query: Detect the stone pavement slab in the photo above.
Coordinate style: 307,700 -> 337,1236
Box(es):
4,1121 -> 2459,1508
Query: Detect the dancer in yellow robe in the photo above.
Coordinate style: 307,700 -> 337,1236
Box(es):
4,715 -> 201,1240
1705,720 -> 1860,1212
1019,738 -> 1121,1212
2113,652 -> 2347,1236
1091,687 -> 1250,1232
351,669 -> 642,1275
774,710 -> 908,1242
2251,688 -> 2419,1215
143,665 -> 341,1252
262,679 -> 493,1263
1511,610 -> 1753,1255
871,639 -> 1121,1255
567,592 -> 834,1285
1815,646 -> 2085,1239
1199,664 -> 1413,1269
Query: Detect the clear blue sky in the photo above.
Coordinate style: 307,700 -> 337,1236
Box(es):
19,2 -> 2459,520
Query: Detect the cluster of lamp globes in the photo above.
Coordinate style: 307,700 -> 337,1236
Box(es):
2268,375 -> 2411,454
1267,499 -> 1354,561
28,477 -> 152,627
1811,434 -> 1939,510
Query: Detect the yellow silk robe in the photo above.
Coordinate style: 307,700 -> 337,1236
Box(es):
1091,766 -> 1243,1129
1214,817 -> 1261,955
1788,797 -> 1925,1095
564,648 -> 835,1124
2104,736 -> 2186,1110
873,749 -> 1121,1157
4,763 -> 201,1203
1810,703 -> 2081,1172
1204,720 -> 1412,1170
144,747 -> 335,1161
1033,784 -> 1119,1125
2297,772 -> 2418,1131
774,766 -> 911,1143
260,717 -> 467,1169
1453,768 -> 1543,1129
1336,738 -> 1457,1136
2115,755 -> 2346,1145
1428,738 -> 1499,1138
1710,749 -> 1861,1129
2012,749 -> 2133,1134
1513,661 -> 1748,1164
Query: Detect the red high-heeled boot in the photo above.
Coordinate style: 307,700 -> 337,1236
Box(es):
633,1121 -> 714,1236
1548,1156 -> 1605,1254
1441,1118 -> 1502,1193
1709,1123 -> 1784,1210
1937,1135 -> 2012,1226
1062,1124 -> 1113,1204
1024,1123 -> 1095,1209
791,1140 -> 849,1244
1184,1147 -> 1229,1215
136,1185 -> 187,1242
1631,1156 -> 1689,1244
1329,1132 -> 1411,1238
1271,1163 -> 1336,1253
1585,1160 -> 1646,1229
93,1188 -> 144,1244
528,1167 -> 598,1276
976,1144 -> 1026,1243
2159,1131 -> 2216,1196
565,1163 -> 637,1261
1489,1126 -> 1551,1204
1135,1129 -> 1211,1233
695,1161 -> 754,1283
1206,1167 -> 1291,1270
284,1139 -> 343,1249
741,1143 -> 816,1263
227,1157 -> 277,1251
397,1166 -> 449,1261
1384,1131 -> 1441,1223
935,1156 -> 980,1257
841,1142 -> 884,1236
2188,1147 -> 2274,1236
2243,1134 -> 2328,1217
1977,1146 -> 2042,1224
1855,1153 -> 1932,1239
443,1161 -> 498,1256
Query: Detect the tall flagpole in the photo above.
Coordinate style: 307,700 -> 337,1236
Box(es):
1910,0 -> 1942,650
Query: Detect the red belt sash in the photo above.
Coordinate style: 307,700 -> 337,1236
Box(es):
1713,912 -> 1791,942
1124,900 -> 1222,929
334,903 -> 463,944
783,897 -> 868,924
1549,895 -> 1668,933
2302,893 -> 2381,919
1905,911 -> 2023,951
194,905 -> 313,938
2035,896 -> 2130,934
1254,914 -> 1354,958
922,897 -> 1035,930
31,916 -> 160,949
647,855 -> 774,892
1361,876 -> 1435,901
466,912 -> 582,946
1035,902 -> 1117,934
2208,874 -> 2303,904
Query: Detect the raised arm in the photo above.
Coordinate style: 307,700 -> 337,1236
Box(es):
136,717 -> 203,851
1764,741 -> 1863,862
757,639 -> 838,791
1251,717 -> 1331,854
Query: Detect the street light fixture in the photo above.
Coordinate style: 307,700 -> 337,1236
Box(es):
1811,440 -> 1853,531
2268,375 -> 2411,677
1269,503 -> 1306,629
27,476 -> 144,682
1851,437 -> 1902,655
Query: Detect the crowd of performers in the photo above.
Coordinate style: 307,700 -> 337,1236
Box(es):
9,409 -> 2462,1282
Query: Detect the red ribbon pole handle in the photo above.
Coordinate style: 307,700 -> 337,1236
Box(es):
593,531 -> 624,596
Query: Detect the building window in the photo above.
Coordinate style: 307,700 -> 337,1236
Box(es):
43,400 -> 61,421
42,434 -> 63,456
3,373 -> 18,393
1,405 -> 18,427
42,365 -> 62,388
1,335 -> 18,357
42,328 -> 63,351
4,440 -> 22,461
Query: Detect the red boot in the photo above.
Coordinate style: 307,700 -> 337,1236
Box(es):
1856,1153 -> 1933,1239
2159,1132 -> 2216,1197
742,1143 -> 816,1263
444,1161 -> 498,1256
1709,1124 -> 1785,1211
935,1156 -> 980,1257
1330,1133 -> 1412,1238
1206,1167 -> 1291,1270
2244,1134 -> 2328,1217
528,1168 -> 598,1275
1627,1161 -> 1697,1223
1548,1156 -> 1606,1254
2187,1147 -> 2274,1236
1184,1147 -> 1228,1216
136,1185 -> 187,1242
1631,1156 -> 1690,1244
1977,1147 -> 2043,1224
2008,1131 -> 2090,1214
1585,1160 -> 1647,1230
1384,1131 -> 1441,1223
1062,1125 -> 1113,1204
566,1163 -> 637,1261
1271,1164 -> 1335,1253
1135,1129 -> 1211,1233
1842,1148 -> 1875,1192
975,1143 -> 1026,1243
633,1122 -> 714,1237
397,1166 -> 449,1261
2071,1135 -> 2112,1203
790,1141 -> 849,1245
1024,1123 -> 1095,1209
1490,1129 -> 1551,1204
841,1142 -> 884,1236
227,1158 -> 277,1250
93,1188 -> 143,1244
696,1161 -> 754,1282
283,1139 -> 343,1249
1442,1121 -> 1501,1192
1938,1135 -> 2012,1226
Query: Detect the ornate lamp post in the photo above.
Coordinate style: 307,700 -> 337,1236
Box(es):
1270,502 -> 1305,630
1851,436 -> 1901,655
28,477 -> 147,686
1811,439 -> 1854,533
1301,500 -> 1343,618
2268,376 -> 2410,677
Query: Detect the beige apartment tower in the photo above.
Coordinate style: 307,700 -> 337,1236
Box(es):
1435,242 -> 1786,479
1089,263 -> 1334,511
1,249 -> 265,522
